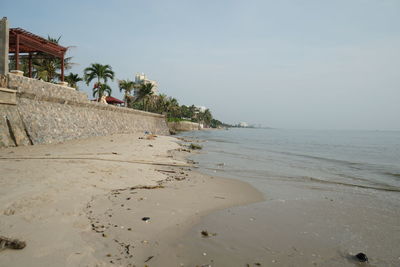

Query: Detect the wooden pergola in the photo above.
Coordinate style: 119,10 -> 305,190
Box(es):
9,28 -> 68,81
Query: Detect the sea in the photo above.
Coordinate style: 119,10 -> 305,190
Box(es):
180,128 -> 400,193
174,128 -> 400,266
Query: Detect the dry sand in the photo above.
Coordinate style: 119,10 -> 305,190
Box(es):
0,134 -> 263,266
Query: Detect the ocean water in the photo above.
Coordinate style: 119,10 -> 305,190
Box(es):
172,128 -> 400,266
180,128 -> 400,193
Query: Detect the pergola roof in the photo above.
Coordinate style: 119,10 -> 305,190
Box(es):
9,28 -> 67,58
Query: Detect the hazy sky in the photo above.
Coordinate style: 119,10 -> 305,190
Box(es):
2,0 -> 400,130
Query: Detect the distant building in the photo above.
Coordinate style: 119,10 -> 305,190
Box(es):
238,122 -> 248,128
196,106 -> 207,113
133,73 -> 159,96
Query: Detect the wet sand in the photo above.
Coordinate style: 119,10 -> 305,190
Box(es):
157,175 -> 400,267
0,133 -> 262,266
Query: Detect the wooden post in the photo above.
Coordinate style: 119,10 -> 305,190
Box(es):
28,53 -> 32,78
15,34 -> 19,70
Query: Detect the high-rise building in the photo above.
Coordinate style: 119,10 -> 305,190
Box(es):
134,73 -> 158,96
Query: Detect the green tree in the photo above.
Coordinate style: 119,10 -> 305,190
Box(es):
154,94 -> 167,113
84,63 -> 115,85
92,83 -> 112,100
118,79 -> 136,107
166,97 -> 180,118
210,119 -> 223,128
84,63 -> 115,101
136,83 -> 154,111
64,73 -> 83,90
202,109 -> 213,126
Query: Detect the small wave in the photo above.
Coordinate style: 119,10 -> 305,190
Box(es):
204,167 -> 227,172
207,138 -> 238,144
385,172 -> 400,179
265,149 -> 364,168
299,176 -> 400,193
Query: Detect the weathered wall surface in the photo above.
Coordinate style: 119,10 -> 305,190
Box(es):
0,74 -> 169,147
0,103 -> 31,147
168,121 -> 200,132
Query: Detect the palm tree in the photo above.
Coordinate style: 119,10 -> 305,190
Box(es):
136,83 -> 154,111
203,109 -> 213,126
165,97 -> 180,117
84,63 -> 115,101
33,36 -> 73,82
84,63 -> 115,85
118,79 -> 136,107
153,94 -> 168,114
92,83 -> 112,100
65,73 -> 83,90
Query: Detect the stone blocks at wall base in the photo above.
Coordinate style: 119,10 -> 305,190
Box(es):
0,74 -> 169,148
168,121 -> 201,133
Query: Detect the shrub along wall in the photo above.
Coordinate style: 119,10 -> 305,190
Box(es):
0,74 -> 169,147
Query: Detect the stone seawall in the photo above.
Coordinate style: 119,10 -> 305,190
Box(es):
0,74 -> 169,147
168,121 -> 201,132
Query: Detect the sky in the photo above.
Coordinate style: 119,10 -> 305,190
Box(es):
2,0 -> 400,130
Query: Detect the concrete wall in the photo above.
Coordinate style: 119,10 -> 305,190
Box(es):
0,74 -> 169,147
168,121 -> 200,132
0,17 -> 9,75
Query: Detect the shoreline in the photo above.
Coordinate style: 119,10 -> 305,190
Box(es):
0,133 -> 263,266
170,129 -> 400,266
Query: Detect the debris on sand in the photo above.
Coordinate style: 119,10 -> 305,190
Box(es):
355,252 -> 368,262
3,208 -> 15,216
144,255 -> 154,262
178,148 -> 191,152
146,134 -> 157,140
189,143 -> 202,150
130,185 -> 164,190
0,236 -> 26,251
142,217 -> 150,222
201,230 -> 217,238
156,169 -> 176,174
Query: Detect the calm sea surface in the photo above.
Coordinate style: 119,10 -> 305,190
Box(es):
180,128 -> 400,193
173,128 -> 400,266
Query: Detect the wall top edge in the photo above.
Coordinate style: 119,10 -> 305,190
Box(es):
0,87 -> 16,93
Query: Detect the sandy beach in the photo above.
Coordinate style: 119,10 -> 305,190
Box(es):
0,133 -> 263,266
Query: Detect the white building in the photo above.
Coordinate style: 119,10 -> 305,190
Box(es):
134,73 -> 159,96
196,106 -> 207,113
238,122 -> 248,127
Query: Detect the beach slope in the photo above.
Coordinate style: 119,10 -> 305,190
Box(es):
0,133 -> 262,266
